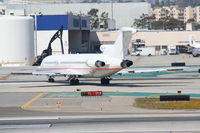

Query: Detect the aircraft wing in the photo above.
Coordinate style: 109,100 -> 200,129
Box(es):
12,70 -> 36,75
12,69 -> 91,76
117,67 -> 185,75
32,70 -> 62,76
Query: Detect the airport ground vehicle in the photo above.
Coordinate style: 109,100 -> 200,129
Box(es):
188,35 -> 200,57
131,47 -> 155,56
192,48 -> 200,57
168,46 -> 177,55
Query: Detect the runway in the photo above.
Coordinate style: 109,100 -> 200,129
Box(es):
1,65 -> 200,132
1,75 -> 200,93
1,72 -> 200,115
0,114 -> 200,133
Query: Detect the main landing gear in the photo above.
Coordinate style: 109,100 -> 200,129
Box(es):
101,77 -> 111,85
48,77 -> 54,82
67,76 -> 80,85
70,78 -> 79,85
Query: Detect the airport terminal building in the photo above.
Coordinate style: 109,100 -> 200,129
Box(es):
91,30 -> 200,55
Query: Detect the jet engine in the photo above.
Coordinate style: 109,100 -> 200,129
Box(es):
95,60 -> 106,67
121,60 -> 133,68
87,60 -> 106,68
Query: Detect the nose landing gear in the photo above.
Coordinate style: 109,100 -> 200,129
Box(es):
48,77 -> 55,82
70,78 -> 79,85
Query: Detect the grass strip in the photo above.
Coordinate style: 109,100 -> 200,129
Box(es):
134,98 -> 200,109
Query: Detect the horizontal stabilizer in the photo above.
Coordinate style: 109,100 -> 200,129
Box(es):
117,67 -> 184,75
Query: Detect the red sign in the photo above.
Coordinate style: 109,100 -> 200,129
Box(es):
81,91 -> 103,96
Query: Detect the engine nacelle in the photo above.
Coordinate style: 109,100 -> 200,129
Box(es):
87,60 -> 105,68
121,60 -> 133,68
95,60 -> 106,67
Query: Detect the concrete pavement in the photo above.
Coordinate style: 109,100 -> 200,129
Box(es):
1,114 -> 200,133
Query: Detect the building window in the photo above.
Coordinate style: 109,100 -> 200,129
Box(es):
162,46 -> 167,50
73,19 -> 80,27
82,20 -> 87,28
155,46 -> 160,51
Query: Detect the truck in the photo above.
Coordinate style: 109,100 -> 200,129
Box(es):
131,47 -> 155,56
168,46 -> 177,55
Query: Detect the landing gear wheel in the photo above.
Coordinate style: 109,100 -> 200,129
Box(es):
193,54 -> 199,57
101,78 -> 110,85
48,78 -> 54,82
70,79 -> 79,85
75,79 -> 79,85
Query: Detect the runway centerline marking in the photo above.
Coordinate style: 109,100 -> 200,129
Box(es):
28,108 -> 107,113
21,92 -> 47,110
31,105 -> 80,108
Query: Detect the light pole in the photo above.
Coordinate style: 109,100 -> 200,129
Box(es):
163,21 -> 165,30
34,13 -> 38,57
111,0 -> 113,20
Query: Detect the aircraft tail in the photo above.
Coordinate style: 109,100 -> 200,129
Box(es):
100,28 -> 135,59
189,35 -> 195,47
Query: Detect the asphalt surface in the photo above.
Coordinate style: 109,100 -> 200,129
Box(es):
0,115 -> 200,132
1,114 -> 200,125
1,73 -> 200,116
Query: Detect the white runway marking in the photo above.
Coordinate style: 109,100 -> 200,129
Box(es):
0,124 -> 51,129
0,82 -> 32,85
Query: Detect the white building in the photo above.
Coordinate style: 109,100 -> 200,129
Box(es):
152,6 -> 185,22
91,30 -> 200,55
195,6 -> 200,23
184,6 -> 196,23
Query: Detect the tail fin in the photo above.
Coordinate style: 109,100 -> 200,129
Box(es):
100,29 -> 134,59
189,35 -> 195,47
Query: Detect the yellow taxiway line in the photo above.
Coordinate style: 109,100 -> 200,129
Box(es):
21,92 -> 47,110
20,92 -> 108,113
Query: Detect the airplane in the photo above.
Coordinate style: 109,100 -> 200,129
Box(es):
13,27 -> 186,85
16,28 -> 134,85
188,35 -> 200,57
188,35 -> 200,48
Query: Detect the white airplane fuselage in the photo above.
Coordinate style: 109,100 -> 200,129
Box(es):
189,35 -> 200,48
40,54 -> 124,78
